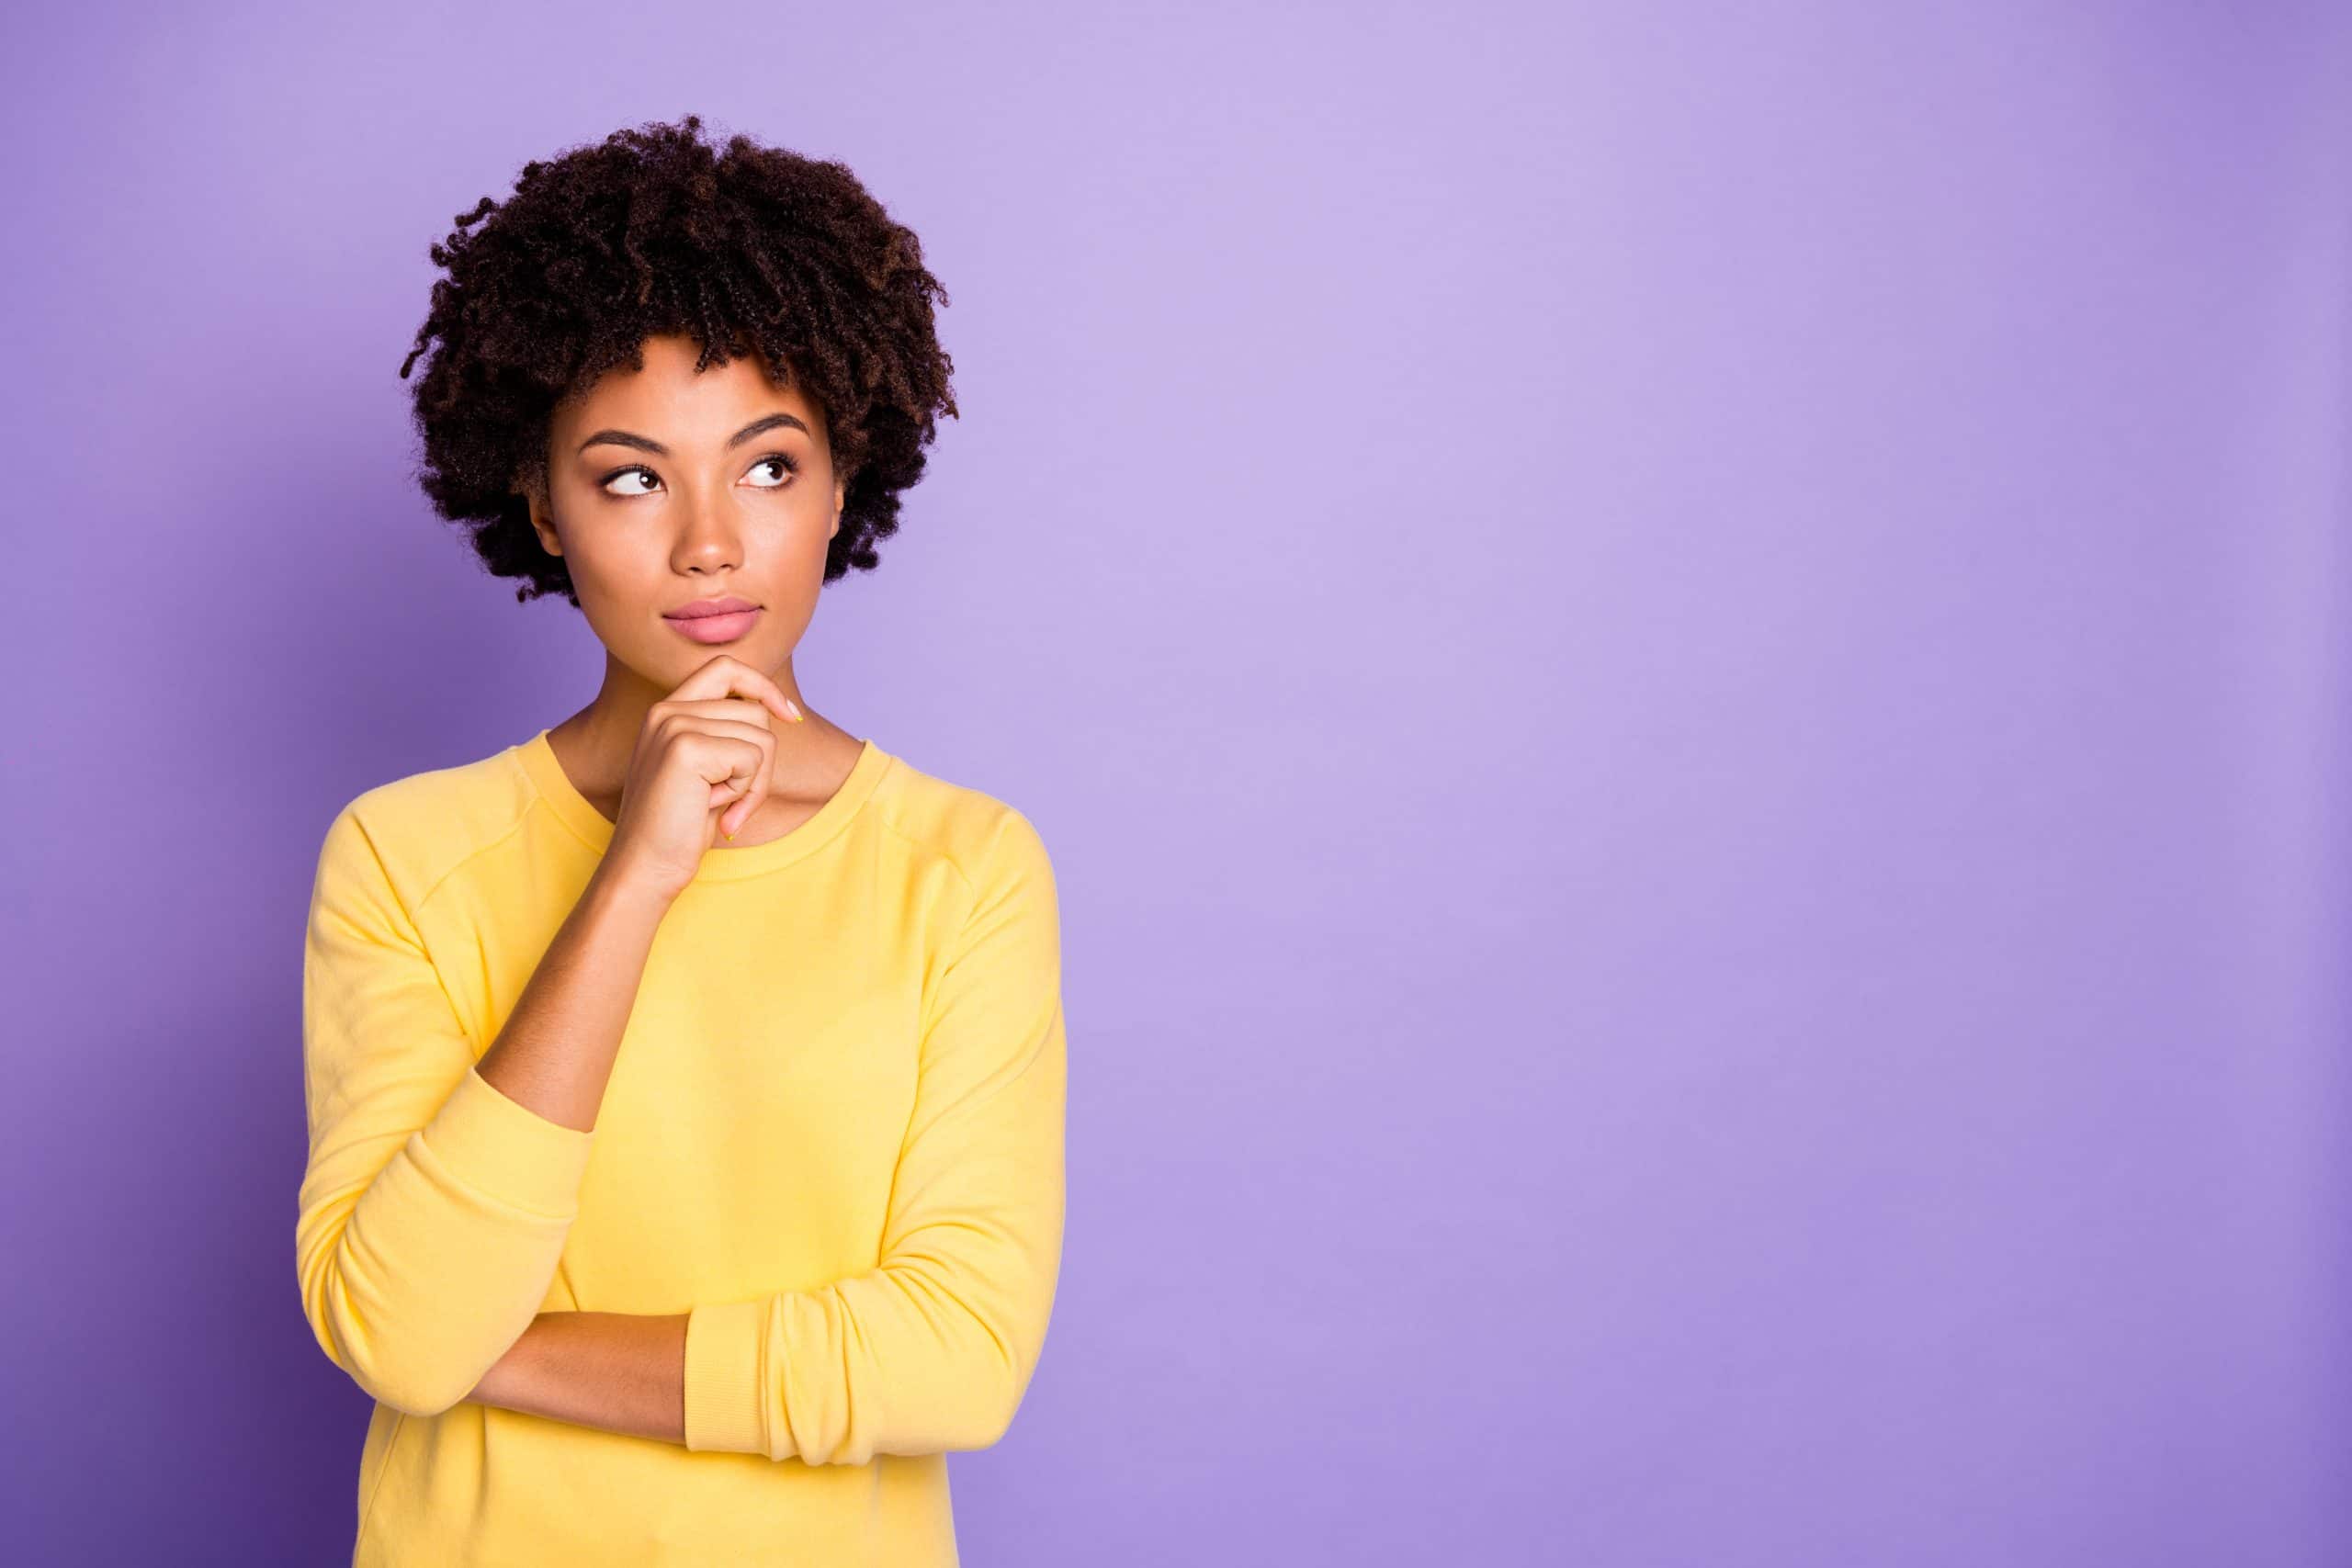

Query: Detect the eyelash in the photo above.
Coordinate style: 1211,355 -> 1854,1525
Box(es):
599,453 -> 798,497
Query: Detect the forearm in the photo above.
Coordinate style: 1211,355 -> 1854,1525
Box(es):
470,1311 -> 690,1445
297,799 -> 625,1416
474,865 -> 673,1133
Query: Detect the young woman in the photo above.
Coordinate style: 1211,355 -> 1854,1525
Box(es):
294,116 -> 1066,1565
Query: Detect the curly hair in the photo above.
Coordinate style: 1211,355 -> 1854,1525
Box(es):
397,114 -> 958,605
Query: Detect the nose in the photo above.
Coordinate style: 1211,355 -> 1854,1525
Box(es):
670,487 -> 744,575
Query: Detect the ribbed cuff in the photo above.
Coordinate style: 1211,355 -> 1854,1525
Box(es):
417,1064 -> 595,1217
683,1298 -> 770,1456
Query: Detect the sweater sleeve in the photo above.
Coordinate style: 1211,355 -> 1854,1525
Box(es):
680,809 -> 1069,1464
294,805 -> 596,1417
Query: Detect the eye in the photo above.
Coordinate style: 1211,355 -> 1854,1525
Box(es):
595,454 -> 797,499
746,453 -> 798,489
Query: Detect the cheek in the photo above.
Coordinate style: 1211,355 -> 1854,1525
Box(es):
751,506 -> 835,565
560,536 -> 672,625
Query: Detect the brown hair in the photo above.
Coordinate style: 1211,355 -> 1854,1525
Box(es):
398,114 -> 958,604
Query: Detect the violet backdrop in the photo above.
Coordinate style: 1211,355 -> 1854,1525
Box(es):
4,2 -> 2349,1563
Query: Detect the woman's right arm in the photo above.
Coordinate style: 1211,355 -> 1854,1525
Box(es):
295,658 -> 797,1417
294,815 -> 672,1419
470,863 -> 671,1134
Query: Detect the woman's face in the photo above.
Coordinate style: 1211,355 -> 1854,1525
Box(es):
525,332 -> 848,687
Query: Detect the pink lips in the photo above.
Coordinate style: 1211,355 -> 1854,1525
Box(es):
663,596 -> 763,645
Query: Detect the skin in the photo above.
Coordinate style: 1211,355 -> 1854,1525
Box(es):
526,329 -> 867,842
455,331 -> 873,1445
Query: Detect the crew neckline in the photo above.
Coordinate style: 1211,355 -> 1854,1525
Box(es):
514,727 -> 893,882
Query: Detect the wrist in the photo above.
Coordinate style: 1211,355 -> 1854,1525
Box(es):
584,857 -> 680,919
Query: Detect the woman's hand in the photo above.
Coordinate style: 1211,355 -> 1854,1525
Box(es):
600,654 -> 804,903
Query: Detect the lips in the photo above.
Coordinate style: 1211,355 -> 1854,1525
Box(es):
666,595 -> 760,620
662,598 -> 763,645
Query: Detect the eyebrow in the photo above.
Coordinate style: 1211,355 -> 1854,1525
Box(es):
577,412 -> 809,458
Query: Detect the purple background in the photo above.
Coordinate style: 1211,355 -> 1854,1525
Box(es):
6,4 -> 2348,1563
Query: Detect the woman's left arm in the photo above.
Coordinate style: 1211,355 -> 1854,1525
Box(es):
471,808 -> 1068,1460
686,809 -> 1068,1463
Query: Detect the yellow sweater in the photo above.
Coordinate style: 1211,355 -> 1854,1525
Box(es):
294,728 -> 1066,1565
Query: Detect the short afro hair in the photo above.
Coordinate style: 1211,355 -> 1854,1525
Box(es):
397,114 -> 958,605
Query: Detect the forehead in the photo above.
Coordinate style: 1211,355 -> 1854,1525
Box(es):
557,333 -> 821,434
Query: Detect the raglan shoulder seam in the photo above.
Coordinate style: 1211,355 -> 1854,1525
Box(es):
341,757 -> 542,927
869,789 -> 986,900
410,797 -> 541,919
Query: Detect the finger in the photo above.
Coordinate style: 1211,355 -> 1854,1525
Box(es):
720,739 -> 770,839
706,750 -> 758,838
667,720 -> 775,784
668,725 -> 775,839
720,732 -> 775,838
660,695 -> 776,741
651,710 -> 774,752
716,768 -> 754,839
669,654 -> 803,726
662,696 -> 773,720
648,710 -> 775,835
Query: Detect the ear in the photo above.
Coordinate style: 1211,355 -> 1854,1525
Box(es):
520,484 -> 561,557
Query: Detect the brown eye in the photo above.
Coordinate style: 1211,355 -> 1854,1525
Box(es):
603,466 -> 659,497
747,455 -> 797,489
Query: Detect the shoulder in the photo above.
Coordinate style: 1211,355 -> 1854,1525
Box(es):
868,748 -> 1057,899
312,740 -> 537,916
